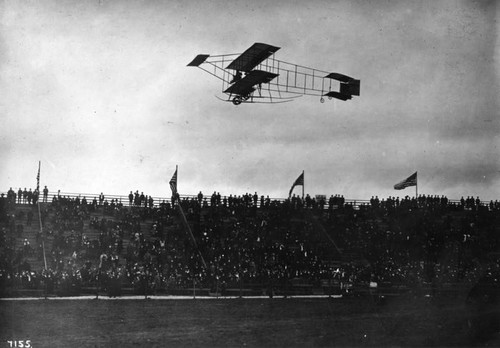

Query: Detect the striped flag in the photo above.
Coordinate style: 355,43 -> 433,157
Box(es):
168,166 -> 207,269
36,161 -> 41,192
289,172 -> 304,197
394,172 -> 417,190
169,167 -> 178,196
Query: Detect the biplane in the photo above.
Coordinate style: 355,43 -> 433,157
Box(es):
187,42 -> 360,105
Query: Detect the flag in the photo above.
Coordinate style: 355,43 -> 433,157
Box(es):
394,172 -> 417,190
169,167 -> 178,196
289,172 -> 304,197
168,166 -> 207,269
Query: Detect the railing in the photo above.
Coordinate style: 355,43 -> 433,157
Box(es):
1,190 -> 494,211
3,190 -> 365,208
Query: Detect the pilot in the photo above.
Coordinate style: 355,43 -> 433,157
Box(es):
230,71 -> 242,84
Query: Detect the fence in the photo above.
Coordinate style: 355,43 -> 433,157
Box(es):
1,190 -> 493,211
3,190 -> 372,209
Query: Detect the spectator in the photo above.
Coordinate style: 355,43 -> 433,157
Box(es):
0,188 -> 497,299
27,189 -> 33,205
43,186 -> 49,203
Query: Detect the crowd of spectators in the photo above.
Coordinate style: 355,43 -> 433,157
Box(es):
5,187 -> 39,205
0,188 -> 499,297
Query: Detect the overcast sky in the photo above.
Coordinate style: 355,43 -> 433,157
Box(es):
1,0 -> 498,201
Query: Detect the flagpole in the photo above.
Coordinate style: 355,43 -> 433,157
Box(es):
302,170 -> 304,200
415,172 -> 418,199
36,161 -> 48,270
169,165 -> 207,270
173,164 -> 178,206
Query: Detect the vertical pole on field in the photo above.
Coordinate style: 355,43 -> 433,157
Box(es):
96,268 -> 100,300
193,277 -> 196,299
239,252 -> 242,298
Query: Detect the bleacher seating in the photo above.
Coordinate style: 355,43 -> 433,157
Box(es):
0,191 -> 499,297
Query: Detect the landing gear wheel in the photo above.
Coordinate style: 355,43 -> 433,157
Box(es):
320,97 -> 325,103
232,96 -> 243,105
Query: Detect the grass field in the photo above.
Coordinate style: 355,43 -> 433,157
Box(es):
0,296 -> 498,347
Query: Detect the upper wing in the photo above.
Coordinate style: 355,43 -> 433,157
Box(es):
324,73 -> 353,83
226,43 -> 280,72
224,70 -> 279,96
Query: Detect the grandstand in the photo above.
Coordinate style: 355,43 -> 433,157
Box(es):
1,188 -> 499,300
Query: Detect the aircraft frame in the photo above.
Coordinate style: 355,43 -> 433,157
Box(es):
188,43 -> 360,105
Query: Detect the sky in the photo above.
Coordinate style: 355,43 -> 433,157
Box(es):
0,0 -> 499,202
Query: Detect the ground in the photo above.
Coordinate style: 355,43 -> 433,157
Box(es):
0,296 -> 499,347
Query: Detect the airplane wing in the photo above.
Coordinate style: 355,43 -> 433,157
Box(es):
226,43 -> 280,72
224,70 -> 279,96
324,91 -> 352,101
187,54 -> 210,67
325,73 -> 353,83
